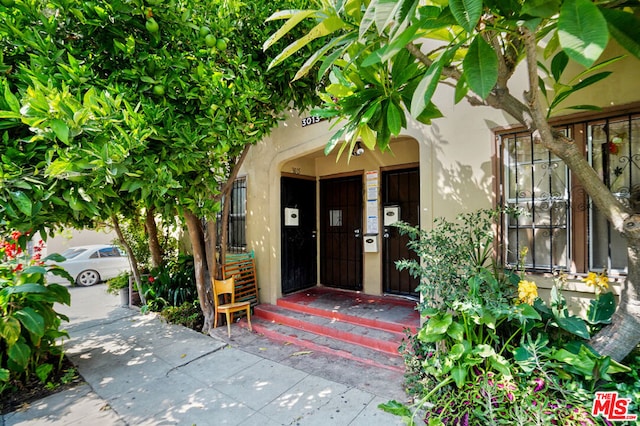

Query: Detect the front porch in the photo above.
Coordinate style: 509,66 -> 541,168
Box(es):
230,286 -> 421,373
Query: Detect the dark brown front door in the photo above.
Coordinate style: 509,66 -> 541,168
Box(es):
281,176 -> 317,294
320,175 -> 363,291
382,167 -> 420,297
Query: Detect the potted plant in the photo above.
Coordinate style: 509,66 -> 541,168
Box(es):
106,272 -> 131,307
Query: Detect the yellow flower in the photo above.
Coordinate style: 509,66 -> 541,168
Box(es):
582,271 -> 609,291
518,280 -> 538,305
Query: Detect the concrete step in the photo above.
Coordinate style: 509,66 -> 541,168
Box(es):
240,312 -> 406,373
253,304 -> 406,356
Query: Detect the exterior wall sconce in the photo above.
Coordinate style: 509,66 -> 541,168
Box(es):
352,141 -> 365,156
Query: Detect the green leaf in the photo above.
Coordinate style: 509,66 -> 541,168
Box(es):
410,57 -> 444,118
451,365 -> 467,387
359,124 -> 376,149
378,400 -> 412,417
425,313 -> 453,336
446,321 -> 465,341
0,368 -> 9,382
0,316 -> 21,346
14,308 -> 45,338
600,8 -> 640,60
556,316 -> 590,339
3,82 -> 21,113
551,51 -> 569,81
587,292 -> 615,324
474,344 -> 495,358
50,119 -> 70,144
9,190 -> 32,216
373,0 -> 401,36
449,0 -> 482,33
8,340 -> 31,369
558,0 -> 609,68
386,101 -> 402,136
263,10 -> 316,51
522,0 -> 561,18
268,16 -> 345,70
463,37 -> 498,99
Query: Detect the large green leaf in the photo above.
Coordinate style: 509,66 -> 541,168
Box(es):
600,7 -> 640,60
522,0 -> 561,19
50,119 -> 69,144
0,317 -> 21,346
449,0 -> 482,33
386,100 -> 402,135
263,10 -> 316,51
587,292 -> 616,324
0,368 -> 9,382
7,340 -> 31,369
558,0 -> 609,68
9,190 -> 32,216
410,56 -> 444,118
556,316 -> 590,339
268,16 -> 345,69
463,37 -> 498,99
14,308 -> 45,338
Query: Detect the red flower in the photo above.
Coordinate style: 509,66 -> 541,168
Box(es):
148,276 -> 155,283
13,263 -> 23,272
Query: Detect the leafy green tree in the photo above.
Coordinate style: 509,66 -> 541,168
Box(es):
1,0 -> 315,332
265,0 -> 640,361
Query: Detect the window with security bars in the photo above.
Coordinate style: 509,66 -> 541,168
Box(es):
498,109 -> 640,275
217,177 -> 247,253
501,129 -> 571,272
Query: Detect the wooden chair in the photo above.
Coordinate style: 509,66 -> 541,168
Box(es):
212,276 -> 252,337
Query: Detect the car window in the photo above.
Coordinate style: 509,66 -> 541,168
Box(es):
61,248 -> 86,259
98,247 -> 121,258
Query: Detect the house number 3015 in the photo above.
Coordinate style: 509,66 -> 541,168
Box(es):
301,116 -> 322,127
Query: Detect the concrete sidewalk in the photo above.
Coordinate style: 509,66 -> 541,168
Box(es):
2,285 -> 406,425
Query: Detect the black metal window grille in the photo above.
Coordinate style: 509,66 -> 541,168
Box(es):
501,128 -> 571,272
217,177 -> 247,254
588,113 -> 640,273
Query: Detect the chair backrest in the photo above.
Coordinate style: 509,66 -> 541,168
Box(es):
212,277 -> 235,307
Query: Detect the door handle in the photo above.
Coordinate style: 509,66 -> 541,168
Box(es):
354,228 -> 361,238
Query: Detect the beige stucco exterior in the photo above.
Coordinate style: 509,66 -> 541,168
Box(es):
239,42 -> 640,310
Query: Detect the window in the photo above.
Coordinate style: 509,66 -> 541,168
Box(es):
217,177 -> 247,253
498,108 -> 640,275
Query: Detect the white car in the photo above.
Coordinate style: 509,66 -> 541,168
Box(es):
47,244 -> 131,286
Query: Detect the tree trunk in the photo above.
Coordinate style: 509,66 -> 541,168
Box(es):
590,226 -> 640,361
204,219 -> 221,280
112,215 -> 147,306
145,207 -> 163,269
184,209 -> 215,333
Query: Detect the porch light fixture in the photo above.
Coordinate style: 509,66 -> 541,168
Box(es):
352,141 -> 365,156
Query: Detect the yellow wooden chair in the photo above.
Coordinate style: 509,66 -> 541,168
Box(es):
212,276 -> 252,337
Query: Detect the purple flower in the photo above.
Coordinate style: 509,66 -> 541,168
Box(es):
533,378 -> 545,392
461,412 -> 469,426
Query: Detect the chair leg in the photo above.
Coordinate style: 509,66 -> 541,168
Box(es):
246,307 -> 252,332
214,310 -> 218,329
225,312 -> 231,338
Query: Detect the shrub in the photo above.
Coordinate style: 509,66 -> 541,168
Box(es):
158,300 -> 203,330
0,232 -> 71,395
143,254 -> 197,312
384,212 -> 636,425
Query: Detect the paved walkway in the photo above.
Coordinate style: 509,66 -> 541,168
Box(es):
2,285 -> 406,425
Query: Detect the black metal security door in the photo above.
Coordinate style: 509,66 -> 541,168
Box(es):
281,176 -> 317,294
320,175 -> 363,291
382,167 -> 420,297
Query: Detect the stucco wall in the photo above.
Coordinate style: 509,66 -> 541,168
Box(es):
241,41 -> 639,306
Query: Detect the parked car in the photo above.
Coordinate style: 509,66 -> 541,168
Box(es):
46,244 -> 130,286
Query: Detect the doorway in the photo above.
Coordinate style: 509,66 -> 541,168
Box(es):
320,175 -> 363,291
382,167 -> 420,297
281,176 -> 317,294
